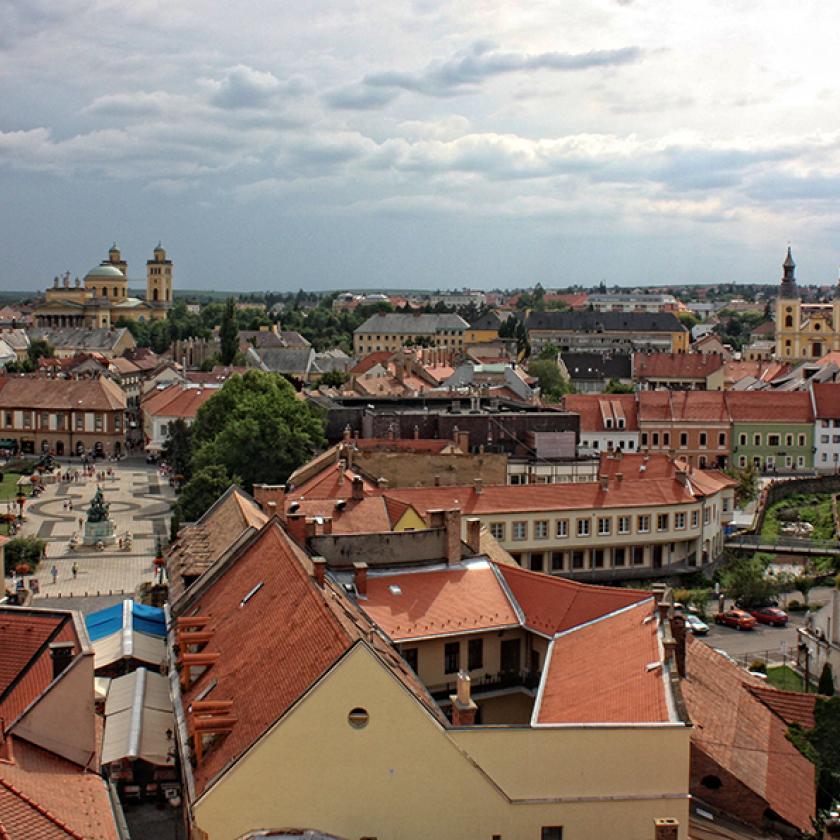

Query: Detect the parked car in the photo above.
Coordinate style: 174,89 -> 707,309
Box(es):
748,606 -> 789,627
684,614 -> 709,635
714,609 -> 757,630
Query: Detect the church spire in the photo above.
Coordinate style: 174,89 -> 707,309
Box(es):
780,246 -> 798,299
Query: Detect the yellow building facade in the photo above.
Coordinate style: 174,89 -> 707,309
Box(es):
775,247 -> 840,360
34,243 -> 173,329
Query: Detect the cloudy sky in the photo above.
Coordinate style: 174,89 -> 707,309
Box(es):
2,0 -> 840,292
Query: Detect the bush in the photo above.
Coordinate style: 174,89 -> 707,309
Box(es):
3,536 -> 46,576
787,599 -> 806,612
750,660 -> 766,674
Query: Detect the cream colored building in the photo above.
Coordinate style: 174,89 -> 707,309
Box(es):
34,243 -> 173,329
353,312 -> 469,355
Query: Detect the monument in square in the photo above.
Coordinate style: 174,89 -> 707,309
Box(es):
83,486 -> 116,546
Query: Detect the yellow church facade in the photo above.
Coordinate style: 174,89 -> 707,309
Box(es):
34,243 -> 173,329
775,247 -> 840,360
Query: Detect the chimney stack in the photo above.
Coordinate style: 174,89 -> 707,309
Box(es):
354,562 -> 368,597
450,671 -> 477,726
252,484 -> 286,513
428,509 -> 446,528
465,517 -> 482,554
670,613 -> 687,678
474,478 -> 483,495
286,512 -> 308,545
444,509 -> 461,566
266,501 -> 277,517
49,641 -> 74,680
0,720 -> 13,763
377,477 -> 389,489
321,516 -> 333,535
599,474 -> 609,491
343,424 -> 352,442
351,475 -> 364,501
312,556 -> 326,587
653,818 -> 679,840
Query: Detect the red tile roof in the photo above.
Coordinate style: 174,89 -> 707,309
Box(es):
360,563 -> 520,641
287,496 -> 394,534
682,637 -> 815,833
745,683 -> 817,729
638,391 -> 729,423
723,360 -> 788,386
141,384 -> 219,419
535,600 -> 668,724
288,463 -> 377,500
495,564 -> 649,637
811,382 -> 840,419
725,390 -> 813,423
350,351 -> 392,375
633,352 -> 723,380
0,377 -> 125,412
564,393 -> 638,433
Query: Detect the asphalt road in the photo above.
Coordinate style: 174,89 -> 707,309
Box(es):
698,611 -> 805,661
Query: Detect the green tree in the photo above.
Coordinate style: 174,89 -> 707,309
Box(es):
678,311 -> 700,330
721,555 -> 775,608
604,378 -> 635,394
175,465 -> 235,523
788,696 -> 840,813
819,663 -> 836,697
318,370 -> 348,388
161,418 -> 193,480
793,573 -> 817,606
27,339 -> 54,366
191,369 -> 325,491
4,536 -> 46,575
219,297 -> 239,366
726,462 -> 759,506
528,359 -> 574,402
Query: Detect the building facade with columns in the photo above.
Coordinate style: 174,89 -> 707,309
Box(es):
33,243 -> 174,329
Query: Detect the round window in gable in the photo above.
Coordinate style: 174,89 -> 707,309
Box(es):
348,707 -> 369,729
701,775 -> 722,790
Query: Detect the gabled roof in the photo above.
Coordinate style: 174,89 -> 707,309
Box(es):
0,377 -> 126,412
141,383 -> 219,419
637,390 -> 729,423
725,390 -> 814,423
468,310 -> 503,331
811,382 -> 840,419
564,393 -> 638,432
287,496 -> 394,534
29,327 -> 132,353
559,351 -> 632,381
350,351 -> 392,375
355,312 -> 469,334
535,599 -> 669,724
633,352 -> 723,380
525,310 -> 686,333
745,683 -> 816,729
682,637 -> 815,833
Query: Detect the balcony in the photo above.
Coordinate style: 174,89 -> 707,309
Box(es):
430,669 -> 541,701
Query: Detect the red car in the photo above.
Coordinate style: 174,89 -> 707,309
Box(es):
714,609 -> 757,630
748,606 -> 789,627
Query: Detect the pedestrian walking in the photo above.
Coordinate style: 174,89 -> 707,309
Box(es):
78,515 -> 83,529
50,565 -> 58,584
71,562 -> 78,580
68,500 -> 73,511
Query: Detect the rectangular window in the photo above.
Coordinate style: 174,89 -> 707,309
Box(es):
94,415 -> 104,432
675,512 -> 686,529
592,548 -> 604,568
718,432 -> 726,447
613,546 -> 625,566
652,432 -> 660,446
444,642 -> 460,674
555,519 -> 568,538
822,435 -> 830,444
22,412 -> 31,429
403,647 -> 418,673
489,522 -> 505,540
541,827 -> 563,840
663,432 -> 670,447
723,497 -> 730,512
632,546 -> 645,565
56,414 -> 65,431
657,513 -> 669,531
786,433 -> 794,447
798,434 -> 806,447
754,433 -> 761,446
641,432 -> 648,447
739,455 -> 746,467
75,414 -> 84,431
704,507 -> 711,524
699,432 -> 707,448
40,412 -> 49,430
618,515 -> 630,535
576,518 -> 591,537
597,517 -> 611,535
114,416 -> 121,432
551,552 -> 564,571
739,433 -> 747,446
680,432 -> 688,448
571,551 -> 584,569
534,520 -> 548,539
512,521 -> 527,541
637,515 -> 650,533
691,510 -> 699,528
468,638 -> 483,671
798,455 -> 805,467
768,434 -> 780,447
3,412 -> 11,427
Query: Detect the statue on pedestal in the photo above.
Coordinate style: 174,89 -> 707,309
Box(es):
82,486 -> 116,546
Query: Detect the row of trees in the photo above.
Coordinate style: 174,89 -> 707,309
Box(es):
164,370 -> 325,533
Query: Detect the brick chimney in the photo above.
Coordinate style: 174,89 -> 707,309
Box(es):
377,477 -> 389,489
428,509 -> 446,528
49,641 -> 74,680
599,474 -> 609,491
343,424 -> 352,442
473,478 -> 483,495
465,517 -> 482,554
670,613 -> 687,678
351,475 -> 364,501
286,512 -> 308,545
252,484 -> 286,512
450,671 -> 477,726
321,516 -> 333,535
312,556 -> 326,587
653,818 -> 679,840
444,509 -> 462,566
265,501 -> 277,517
0,719 -> 14,763
354,562 -> 368,597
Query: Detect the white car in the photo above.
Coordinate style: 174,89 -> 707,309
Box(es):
684,614 -> 709,635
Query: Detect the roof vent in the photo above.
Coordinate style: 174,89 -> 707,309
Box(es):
646,661 -> 663,672
389,585 -> 402,595
240,582 -> 264,607
288,501 -> 300,513
335,499 -> 347,510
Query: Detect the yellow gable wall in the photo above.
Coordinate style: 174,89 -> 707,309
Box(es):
193,643 -> 690,840
393,506 -> 428,532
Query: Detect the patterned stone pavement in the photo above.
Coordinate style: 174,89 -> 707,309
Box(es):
4,458 -> 175,600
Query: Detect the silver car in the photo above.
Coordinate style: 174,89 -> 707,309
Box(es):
684,614 -> 709,635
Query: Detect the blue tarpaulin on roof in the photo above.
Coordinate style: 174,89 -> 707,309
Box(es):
85,601 -> 166,642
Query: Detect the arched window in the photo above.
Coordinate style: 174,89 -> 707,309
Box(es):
153,288 -> 159,301
784,315 -> 793,328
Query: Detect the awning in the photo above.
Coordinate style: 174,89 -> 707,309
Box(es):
95,676 -> 112,702
86,600 -> 166,642
101,668 -> 175,767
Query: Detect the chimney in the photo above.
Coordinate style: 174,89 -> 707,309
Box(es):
286,512 -> 308,545
321,516 -> 333,535
450,671 -> 477,726
599,474 -> 609,491
354,562 -> 368,597
414,424 -> 420,439
351,475 -> 364,501
465,517 -> 482,554
457,430 -> 470,453
473,478 -> 483,496
653,818 -> 679,840
343,424 -> 352,442
428,509 -> 446,528
616,472 -> 623,482
252,484 -> 286,512
49,641 -> 74,680
0,720 -> 13,764
377,477 -> 389,490
670,613 -> 687,678
444,509 -> 462,566
266,501 -> 277,517
312,556 -> 326,587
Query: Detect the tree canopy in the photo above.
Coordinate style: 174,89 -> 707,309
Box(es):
174,465 -> 235,525
528,358 -> 575,402
219,298 -> 239,366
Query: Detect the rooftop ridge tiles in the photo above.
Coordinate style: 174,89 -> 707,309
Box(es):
0,775 -> 86,840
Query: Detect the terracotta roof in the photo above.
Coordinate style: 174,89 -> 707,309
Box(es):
633,352 -> 723,380
751,321 -> 775,336
180,521 -> 445,799
637,391 -> 729,423
0,739 -> 117,840
349,351 -> 392,375
535,600 -> 669,724
723,360 -> 788,386
108,356 -> 140,375
287,496 -> 394,534
811,382 -> 840,419
817,351 -> 840,368
495,564 -> 649,637
359,562 -> 520,641
288,463 -> 378,500
682,637 -> 815,833
745,683 -> 817,728
725,390 -> 813,423
564,393 -> 638,433
141,384 -> 219,419
0,377 -> 125,412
